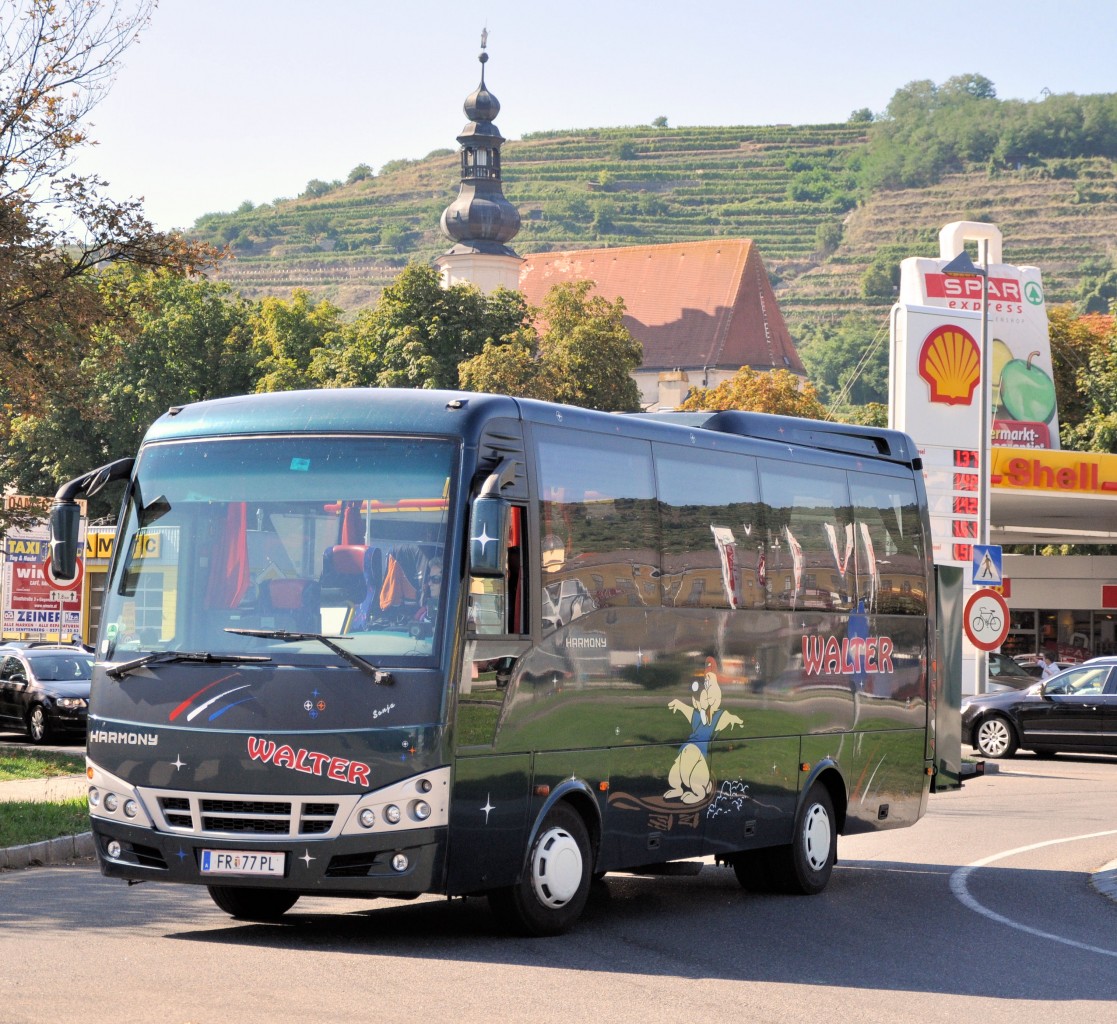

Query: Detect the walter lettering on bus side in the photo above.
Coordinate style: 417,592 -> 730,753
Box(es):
802,635 -> 895,675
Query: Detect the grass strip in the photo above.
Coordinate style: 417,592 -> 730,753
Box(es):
0,798 -> 89,848
0,748 -> 86,782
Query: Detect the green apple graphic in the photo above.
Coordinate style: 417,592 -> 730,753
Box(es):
1000,350 -> 1056,424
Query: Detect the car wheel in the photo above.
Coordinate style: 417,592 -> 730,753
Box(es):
207,885 -> 299,921
26,703 -> 51,744
974,714 -> 1017,758
488,801 -> 592,936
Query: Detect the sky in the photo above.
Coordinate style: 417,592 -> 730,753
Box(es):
68,0 -> 1117,232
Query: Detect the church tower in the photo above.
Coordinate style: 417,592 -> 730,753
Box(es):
434,31 -> 522,293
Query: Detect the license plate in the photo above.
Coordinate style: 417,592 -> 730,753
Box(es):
199,849 -> 286,877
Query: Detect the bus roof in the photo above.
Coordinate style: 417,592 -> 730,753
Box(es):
144,389 -> 522,445
143,389 -> 920,469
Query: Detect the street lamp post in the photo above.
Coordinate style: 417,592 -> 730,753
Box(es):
943,241 -> 991,693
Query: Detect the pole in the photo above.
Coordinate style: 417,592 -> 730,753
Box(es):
976,237 -> 990,695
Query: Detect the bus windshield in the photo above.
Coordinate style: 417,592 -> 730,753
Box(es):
99,434 -> 457,666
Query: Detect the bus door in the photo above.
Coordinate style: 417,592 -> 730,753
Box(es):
447,437 -> 537,896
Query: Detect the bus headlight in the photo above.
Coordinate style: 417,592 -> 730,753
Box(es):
104,793 -> 119,812
359,808 -> 376,829
391,853 -> 409,872
412,800 -> 431,821
384,804 -> 401,825
123,800 -> 138,818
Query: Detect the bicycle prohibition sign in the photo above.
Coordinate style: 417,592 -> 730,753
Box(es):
963,588 -> 1010,652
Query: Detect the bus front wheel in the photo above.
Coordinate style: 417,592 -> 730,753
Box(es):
207,885 -> 300,921
488,802 -> 592,936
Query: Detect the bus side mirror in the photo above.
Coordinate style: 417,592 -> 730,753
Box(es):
469,496 -> 509,577
47,456 -> 135,581
48,501 -> 82,582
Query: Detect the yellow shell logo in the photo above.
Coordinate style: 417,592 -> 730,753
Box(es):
918,325 -> 980,405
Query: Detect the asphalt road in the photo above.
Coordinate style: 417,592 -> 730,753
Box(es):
2,751 -> 1116,1024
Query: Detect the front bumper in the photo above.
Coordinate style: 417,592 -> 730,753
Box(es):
91,817 -> 447,896
47,706 -> 87,734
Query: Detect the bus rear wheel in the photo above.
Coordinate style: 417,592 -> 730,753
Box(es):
763,784 -> 837,895
488,802 -> 592,936
207,885 -> 300,921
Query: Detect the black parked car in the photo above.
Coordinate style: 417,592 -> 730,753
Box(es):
0,645 -> 93,743
961,657 -> 1117,758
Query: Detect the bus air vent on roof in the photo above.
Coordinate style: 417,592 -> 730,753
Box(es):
702,411 -> 896,459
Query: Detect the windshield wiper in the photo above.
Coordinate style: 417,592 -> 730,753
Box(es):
106,650 -> 272,679
224,628 -> 394,685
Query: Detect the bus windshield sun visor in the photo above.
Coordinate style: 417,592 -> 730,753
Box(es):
106,650 -> 272,679
225,628 -> 394,686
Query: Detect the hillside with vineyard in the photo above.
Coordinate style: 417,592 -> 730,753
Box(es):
192,118 -> 1117,335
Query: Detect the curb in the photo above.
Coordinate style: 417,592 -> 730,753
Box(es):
0,831 -> 96,871
1091,859 -> 1117,903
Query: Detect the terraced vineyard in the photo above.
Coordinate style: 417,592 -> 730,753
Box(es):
197,123 -> 1117,332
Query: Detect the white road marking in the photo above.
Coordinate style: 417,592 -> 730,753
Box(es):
950,829 -> 1117,957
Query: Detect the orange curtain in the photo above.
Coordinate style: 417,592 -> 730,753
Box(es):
379,555 -> 417,610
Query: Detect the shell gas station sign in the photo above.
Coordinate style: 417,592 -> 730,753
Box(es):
890,221 -> 1059,570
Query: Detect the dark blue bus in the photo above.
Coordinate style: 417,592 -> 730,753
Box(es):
50,389 -> 959,935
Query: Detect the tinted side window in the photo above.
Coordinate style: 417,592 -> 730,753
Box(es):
535,427 -> 658,634
654,444 -> 764,609
759,460 -> 853,612
848,474 -> 928,615
1049,666 -> 1111,696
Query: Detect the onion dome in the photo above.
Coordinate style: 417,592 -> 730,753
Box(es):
439,33 -> 521,257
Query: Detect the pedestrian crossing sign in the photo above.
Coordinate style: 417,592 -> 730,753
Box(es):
972,544 -> 1003,586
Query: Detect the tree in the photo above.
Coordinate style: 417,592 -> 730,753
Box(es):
459,281 -> 644,412
1047,305 -> 1117,451
300,178 -> 338,199
321,261 -> 531,391
535,281 -> 643,411
651,116 -> 669,129
679,366 -> 826,419
251,290 -> 346,393
1076,255 -> 1117,314
814,219 -> 843,257
0,268 -> 256,518
346,163 -> 374,184
797,314 -> 889,408
0,0 -> 220,418
457,331 -> 547,399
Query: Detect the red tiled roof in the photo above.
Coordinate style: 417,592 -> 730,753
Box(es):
519,239 -> 804,374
